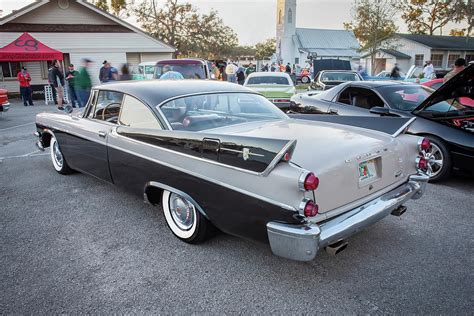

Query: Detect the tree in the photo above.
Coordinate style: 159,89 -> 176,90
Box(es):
395,0 -> 458,35
344,0 -> 398,75
255,38 -> 276,60
226,45 -> 257,60
449,28 -> 466,36
453,0 -> 473,40
134,0 -> 238,58
89,0 -> 129,17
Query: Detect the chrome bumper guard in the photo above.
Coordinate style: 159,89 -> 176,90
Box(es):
267,174 -> 429,261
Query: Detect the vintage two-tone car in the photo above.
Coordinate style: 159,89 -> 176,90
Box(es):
35,80 -> 429,261
244,72 -> 296,111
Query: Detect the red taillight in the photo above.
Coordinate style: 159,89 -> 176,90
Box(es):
283,152 -> 291,161
416,157 -> 428,171
304,172 -> 319,191
303,199 -> 319,217
418,138 -> 431,152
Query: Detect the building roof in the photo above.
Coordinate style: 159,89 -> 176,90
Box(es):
379,49 -> 411,59
396,33 -> 474,51
295,28 -> 360,57
0,0 -> 175,53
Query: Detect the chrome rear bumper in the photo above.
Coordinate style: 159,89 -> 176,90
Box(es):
267,174 -> 429,261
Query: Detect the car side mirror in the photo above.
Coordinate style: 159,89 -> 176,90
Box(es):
369,106 -> 392,116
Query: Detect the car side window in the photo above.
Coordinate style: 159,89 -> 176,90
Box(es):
119,95 -> 162,129
338,87 -> 384,109
93,91 -> 123,123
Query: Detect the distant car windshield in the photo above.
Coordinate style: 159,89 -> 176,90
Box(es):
247,76 -> 290,85
159,93 -> 288,131
155,64 -> 206,79
378,85 -> 471,113
320,72 -> 360,82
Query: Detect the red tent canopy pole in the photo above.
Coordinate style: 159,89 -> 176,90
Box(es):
0,32 -> 63,61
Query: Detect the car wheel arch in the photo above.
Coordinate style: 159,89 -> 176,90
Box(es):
143,181 -> 210,220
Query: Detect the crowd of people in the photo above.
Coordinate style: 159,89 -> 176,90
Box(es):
16,56 -> 468,111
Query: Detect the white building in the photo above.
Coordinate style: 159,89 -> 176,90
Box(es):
0,0 -> 175,93
275,0 -> 360,68
362,34 -> 474,75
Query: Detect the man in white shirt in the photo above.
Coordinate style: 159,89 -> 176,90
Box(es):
423,61 -> 435,79
225,61 -> 238,83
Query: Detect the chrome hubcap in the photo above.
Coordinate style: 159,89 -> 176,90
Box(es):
169,193 -> 195,230
423,142 -> 443,178
53,141 -> 63,167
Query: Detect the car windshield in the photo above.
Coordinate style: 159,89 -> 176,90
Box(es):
155,64 -> 206,79
378,85 -> 472,113
158,93 -> 288,131
247,76 -> 290,85
320,72 -> 359,82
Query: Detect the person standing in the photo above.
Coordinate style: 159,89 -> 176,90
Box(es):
225,61 -> 238,83
75,58 -> 93,107
211,63 -> 220,80
270,63 -> 276,72
99,60 -> 110,84
65,64 -> 79,108
48,60 -> 66,111
236,67 -> 246,85
390,63 -> 401,80
285,63 -> 292,74
119,64 -> 132,81
423,60 -> 435,79
245,63 -> 255,77
17,67 -> 34,106
443,58 -> 466,83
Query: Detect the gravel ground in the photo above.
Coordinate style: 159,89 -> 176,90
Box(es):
1,102 -> 473,314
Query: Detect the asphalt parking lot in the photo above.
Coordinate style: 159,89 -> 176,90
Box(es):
1,102 -> 473,314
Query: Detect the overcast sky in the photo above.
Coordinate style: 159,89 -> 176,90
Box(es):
0,0 -> 466,45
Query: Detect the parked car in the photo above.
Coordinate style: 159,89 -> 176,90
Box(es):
0,88 -> 10,112
154,58 -> 211,80
422,78 -> 474,107
132,62 -> 156,80
290,65 -> 474,182
34,80 -> 429,262
296,68 -> 311,84
374,70 -> 406,79
309,70 -> 363,91
244,72 -> 296,111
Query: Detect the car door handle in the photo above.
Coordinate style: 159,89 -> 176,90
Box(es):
98,131 -> 107,138
329,109 -> 338,114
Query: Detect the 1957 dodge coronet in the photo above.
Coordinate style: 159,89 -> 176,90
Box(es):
35,80 -> 429,261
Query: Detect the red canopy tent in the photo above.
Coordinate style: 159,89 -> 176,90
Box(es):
0,32 -> 63,61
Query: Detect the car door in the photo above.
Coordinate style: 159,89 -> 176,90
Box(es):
329,86 -> 385,116
62,89 -> 123,182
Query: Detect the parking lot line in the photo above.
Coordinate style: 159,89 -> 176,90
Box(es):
0,122 -> 34,131
0,150 -> 48,160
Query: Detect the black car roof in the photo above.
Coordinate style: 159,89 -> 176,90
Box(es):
94,80 -> 253,106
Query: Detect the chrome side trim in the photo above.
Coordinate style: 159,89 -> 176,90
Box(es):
107,133 -> 298,212
391,117 -> 416,137
262,139 -> 297,177
144,181 -> 209,218
267,173 -> 429,261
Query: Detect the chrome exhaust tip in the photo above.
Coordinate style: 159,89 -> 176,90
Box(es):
391,205 -> 407,217
325,240 -> 348,256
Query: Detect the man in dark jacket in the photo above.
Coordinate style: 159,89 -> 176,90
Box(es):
48,60 -> 66,111
65,64 -> 79,108
99,60 -> 110,83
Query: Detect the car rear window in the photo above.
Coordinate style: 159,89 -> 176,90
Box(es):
247,76 -> 290,85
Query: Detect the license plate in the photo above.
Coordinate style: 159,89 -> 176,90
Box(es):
359,159 -> 377,182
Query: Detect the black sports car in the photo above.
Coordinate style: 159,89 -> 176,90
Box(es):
290,65 -> 474,182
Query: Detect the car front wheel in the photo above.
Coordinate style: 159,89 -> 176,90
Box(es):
162,190 -> 211,244
423,136 -> 451,182
50,134 -> 73,175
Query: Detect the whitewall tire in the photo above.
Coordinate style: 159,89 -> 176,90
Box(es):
162,190 -> 210,244
50,134 -> 73,175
